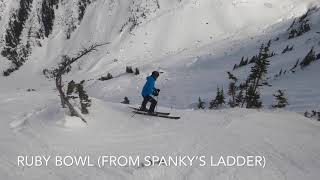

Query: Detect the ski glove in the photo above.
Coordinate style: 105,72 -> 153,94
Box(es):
153,89 -> 160,96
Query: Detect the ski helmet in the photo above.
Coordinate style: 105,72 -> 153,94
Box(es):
152,71 -> 160,78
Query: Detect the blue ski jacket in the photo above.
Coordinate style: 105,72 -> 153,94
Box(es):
141,76 -> 157,97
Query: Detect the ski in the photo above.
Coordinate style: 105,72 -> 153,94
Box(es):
129,107 -> 170,116
132,111 -> 180,120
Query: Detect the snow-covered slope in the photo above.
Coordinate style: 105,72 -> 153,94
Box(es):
1,92 -> 320,180
1,0 -> 320,179
1,0 -> 320,110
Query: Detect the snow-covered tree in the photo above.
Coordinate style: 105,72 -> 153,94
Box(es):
210,87 -> 225,109
272,90 -> 289,108
126,66 -> 134,73
197,97 -> 205,109
300,47 -> 316,69
227,72 -> 238,107
121,97 -> 130,104
99,73 -> 113,81
1,0 -> 33,76
43,42 -> 108,123
244,44 -> 270,108
135,68 -> 140,75
41,0 -> 59,37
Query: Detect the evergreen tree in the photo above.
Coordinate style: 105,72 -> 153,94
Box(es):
228,82 -> 237,107
197,97 -> 206,109
239,56 -> 246,67
121,97 -> 130,104
236,88 -> 245,107
282,45 -> 289,54
267,40 -> 271,49
43,43 -> 108,123
290,59 -> 300,72
77,81 -> 91,114
227,72 -> 238,107
272,90 -> 288,108
209,87 -> 225,109
304,110 -> 320,121
98,73 -> 113,81
78,0 -> 91,22
66,80 -> 77,99
249,56 -> 257,64
245,84 -> 262,108
244,46 -> 270,108
66,80 -> 92,115
227,71 -> 238,82
41,0 -> 59,37
244,57 -> 249,65
134,68 -> 140,75
300,47 -> 316,68
233,64 -> 238,70
1,0 -> 33,76
126,66 -> 134,73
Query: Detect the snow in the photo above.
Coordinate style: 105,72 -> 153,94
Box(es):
1,92 -> 320,179
0,0 -> 320,179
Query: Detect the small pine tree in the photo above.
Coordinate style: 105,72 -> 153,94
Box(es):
245,84 -> 262,108
77,81 -> 91,114
290,59 -> 300,72
98,73 -> 113,81
233,64 -> 238,70
304,111 -> 310,118
121,97 -> 130,104
244,57 -> 249,65
227,72 -> 238,107
67,80 -> 77,99
218,87 -> 226,106
126,66 -> 134,73
304,110 -> 320,120
249,56 -> 257,64
227,71 -> 238,82
300,47 -> 316,69
267,40 -> 271,49
282,45 -> 289,54
272,90 -> 288,108
134,68 -> 140,75
209,87 -> 225,109
239,57 -> 246,67
243,44 -> 270,108
197,97 -> 206,109
236,89 -> 245,107
228,82 -> 237,107
65,80 -> 92,114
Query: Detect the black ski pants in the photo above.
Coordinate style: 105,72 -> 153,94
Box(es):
141,96 -> 157,113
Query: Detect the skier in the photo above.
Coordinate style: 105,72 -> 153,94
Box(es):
140,71 -> 161,114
